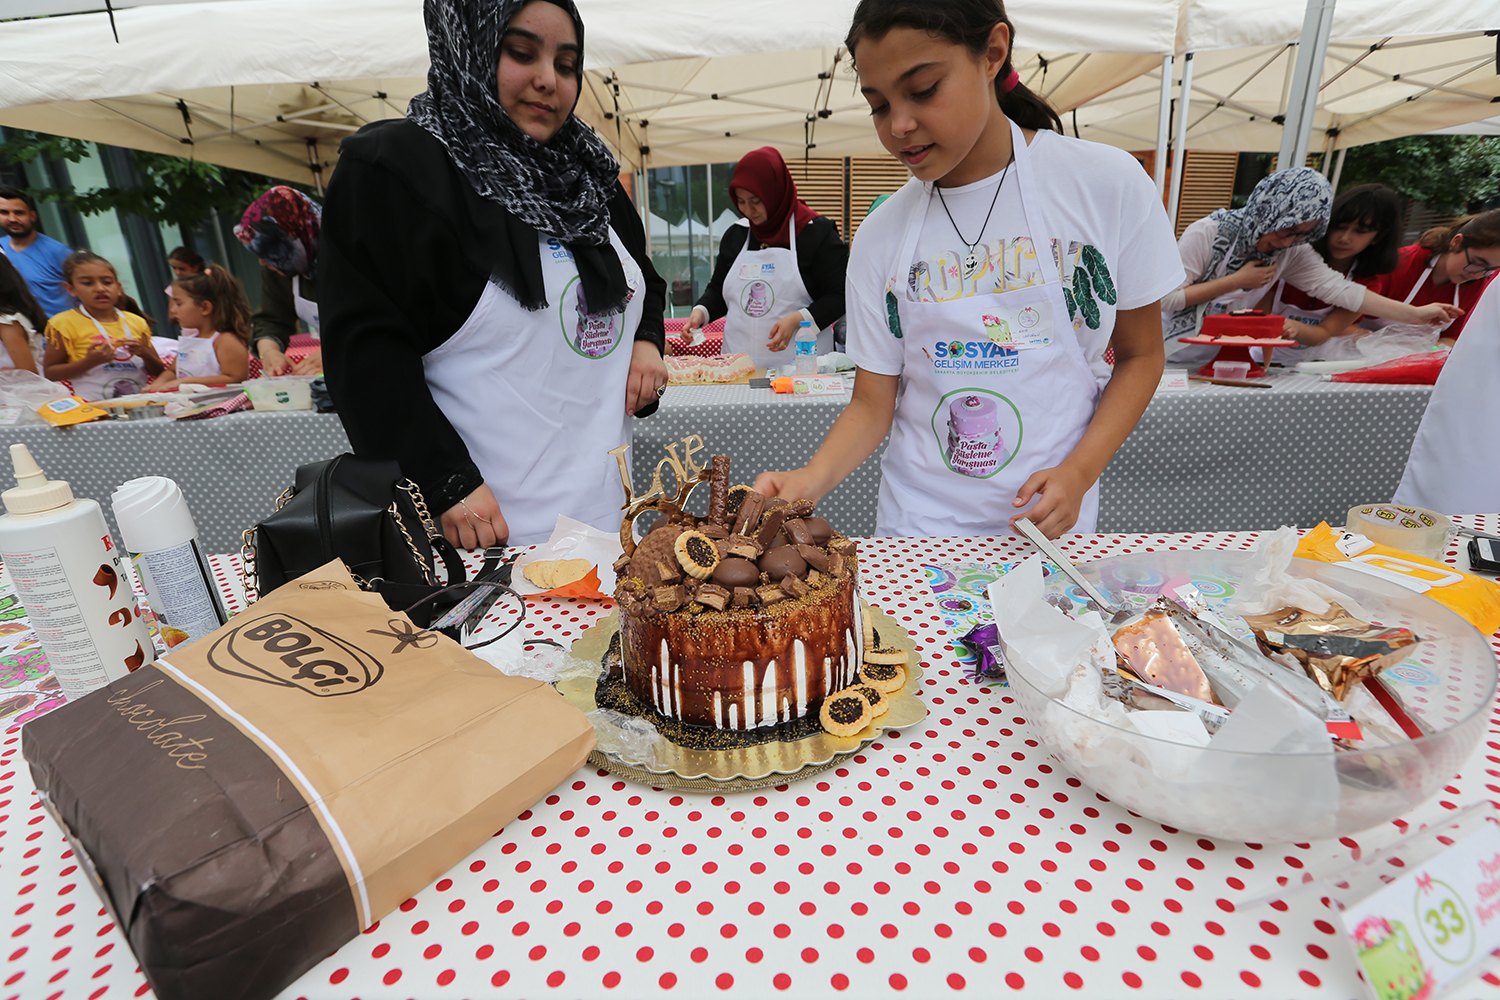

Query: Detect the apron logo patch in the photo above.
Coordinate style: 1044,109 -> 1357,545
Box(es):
559,276 -> 625,359
932,339 -> 1019,372
740,280 -> 774,318
929,389 -> 1024,480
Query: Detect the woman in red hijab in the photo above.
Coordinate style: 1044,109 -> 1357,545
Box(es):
687,147 -> 848,368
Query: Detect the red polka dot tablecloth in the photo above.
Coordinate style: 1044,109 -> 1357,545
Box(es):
3,523 -> 1500,1000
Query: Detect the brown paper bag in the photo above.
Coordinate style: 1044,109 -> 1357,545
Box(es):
23,560 -> 595,1000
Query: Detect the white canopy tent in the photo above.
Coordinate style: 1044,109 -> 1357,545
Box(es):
1077,1 -> 1500,163
0,0 -> 1180,183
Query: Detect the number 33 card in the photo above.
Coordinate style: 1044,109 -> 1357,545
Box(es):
1340,823 -> 1500,1000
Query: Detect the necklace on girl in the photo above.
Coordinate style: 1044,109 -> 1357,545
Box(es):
937,154 -> 1014,276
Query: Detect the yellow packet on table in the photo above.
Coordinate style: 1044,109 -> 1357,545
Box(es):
37,396 -> 107,426
1296,522 -> 1500,635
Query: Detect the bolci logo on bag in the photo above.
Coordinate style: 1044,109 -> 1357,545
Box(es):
206,614 -> 384,695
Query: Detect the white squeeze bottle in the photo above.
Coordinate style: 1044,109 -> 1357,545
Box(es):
111,477 -> 228,650
794,319 -> 818,375
0,444 -> 153,699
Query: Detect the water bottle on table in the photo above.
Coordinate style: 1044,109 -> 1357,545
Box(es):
794,320 -> 818,375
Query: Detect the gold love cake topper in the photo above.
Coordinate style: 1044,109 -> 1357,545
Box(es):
608,434 -> 712,556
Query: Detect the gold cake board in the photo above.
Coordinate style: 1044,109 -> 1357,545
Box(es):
558,604 -> 927,791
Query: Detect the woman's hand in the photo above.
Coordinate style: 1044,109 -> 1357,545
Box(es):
289,347 -> 323,376
257,340 -> 293,376
1284,318 -> 1331,346
767,314 -> 802,352
625,341 -> 668,415
1010,462 -> 1090,539
752,467 -> 829,505
1410,302 -> 1464,327
684,306 -> 708,345
440,485 -> 508,550
1231,260 -> 1276,291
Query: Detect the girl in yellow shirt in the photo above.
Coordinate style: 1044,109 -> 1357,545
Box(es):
43,251 -> 165,399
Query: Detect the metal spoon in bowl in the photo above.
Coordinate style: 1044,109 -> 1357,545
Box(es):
1012,517 -> 1132,624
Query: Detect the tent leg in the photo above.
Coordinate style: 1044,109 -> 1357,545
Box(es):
1277,0 -> 1337,171
1166,52 -> 1195,231
1329,146 -> 1348,193
1154,54 -> 1173,199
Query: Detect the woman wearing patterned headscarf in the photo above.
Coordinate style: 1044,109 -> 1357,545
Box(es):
236,185 -> 324,375
1161,167 -> 1460,362
320,0 -> 667,549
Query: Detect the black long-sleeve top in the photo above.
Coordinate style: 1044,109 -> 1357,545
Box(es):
320,119 -> 666,514
693,215 -> 848,328
250,268 -> 315,356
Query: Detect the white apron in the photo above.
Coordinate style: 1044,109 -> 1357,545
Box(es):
720,219 -> 825,369
1393,278 -> 1500,514
876,120 -> 1101,537
70,309 -> 151,400
174,332 -> 222,379
292,275 -> 320,336
423,230 -> 644,546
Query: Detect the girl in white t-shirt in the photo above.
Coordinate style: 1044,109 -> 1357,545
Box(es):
146,266 -> 251,389
0,253 -> 46,373
755,0 -> 1184,537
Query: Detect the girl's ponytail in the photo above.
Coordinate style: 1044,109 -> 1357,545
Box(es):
1419,208 -> 1500,253
175,265 -> 253,344
847,0 -> 1063,134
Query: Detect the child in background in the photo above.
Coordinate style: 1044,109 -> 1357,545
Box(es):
1260,183 -> 1404,350
0,254 -> 47,373
168,246 -> 205,280
1368,210 -> 1500,345
146,266 -> 251,389
43,251 -> 165,399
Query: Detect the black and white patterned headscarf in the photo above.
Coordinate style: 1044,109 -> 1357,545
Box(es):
1164,167 -> 1333,344
408,0 -> 626,312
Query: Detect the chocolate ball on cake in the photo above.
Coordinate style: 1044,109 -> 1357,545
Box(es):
759,546 -> 807,580
711,557 -> 760,589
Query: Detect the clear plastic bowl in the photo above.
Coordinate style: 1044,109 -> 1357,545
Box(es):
1213,360 -> 1251,380
1005,550 -> 1497,843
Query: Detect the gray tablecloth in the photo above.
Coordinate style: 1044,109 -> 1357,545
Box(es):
1098,373 -> 1433,533
0,373 -> 1431,551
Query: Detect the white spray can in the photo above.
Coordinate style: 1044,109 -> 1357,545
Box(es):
0,444 -> 153,698
110,477 -> 228,649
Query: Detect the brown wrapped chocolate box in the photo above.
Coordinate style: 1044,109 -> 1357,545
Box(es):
22,561 -> 595,1000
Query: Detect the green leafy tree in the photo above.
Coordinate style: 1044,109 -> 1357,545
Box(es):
0,130 -> 313,239
1338,135 -> 1500,216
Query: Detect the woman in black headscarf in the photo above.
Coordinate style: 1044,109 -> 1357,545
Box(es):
321,0 -> 667,548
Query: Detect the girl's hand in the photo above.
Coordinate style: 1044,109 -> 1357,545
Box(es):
80,341 -> 114,369
1010,463 -> 1090,539
767,314 -> 802,352
625,341 -> 668,415
1231,260 -> 1276,290
753,467 -> 829,505
1412,302 -> 1464,326
1284,319 -> 1331,346
145,373 -> 178,392
440,485 -> 508,551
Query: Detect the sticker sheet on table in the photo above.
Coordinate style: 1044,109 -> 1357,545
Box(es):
1,523 -> 1499,998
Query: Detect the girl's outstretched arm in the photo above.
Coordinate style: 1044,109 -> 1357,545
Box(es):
1010,300 -> 1165,538
754,369 -> 898,503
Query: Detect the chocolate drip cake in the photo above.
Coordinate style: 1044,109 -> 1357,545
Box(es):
611,456 -> 861,732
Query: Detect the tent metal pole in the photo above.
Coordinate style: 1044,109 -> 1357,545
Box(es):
1278,0 -> 1337,170
1166,52 -> 1194,231
1329,146 -> 1348,192
1154,54 -> 1173,198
